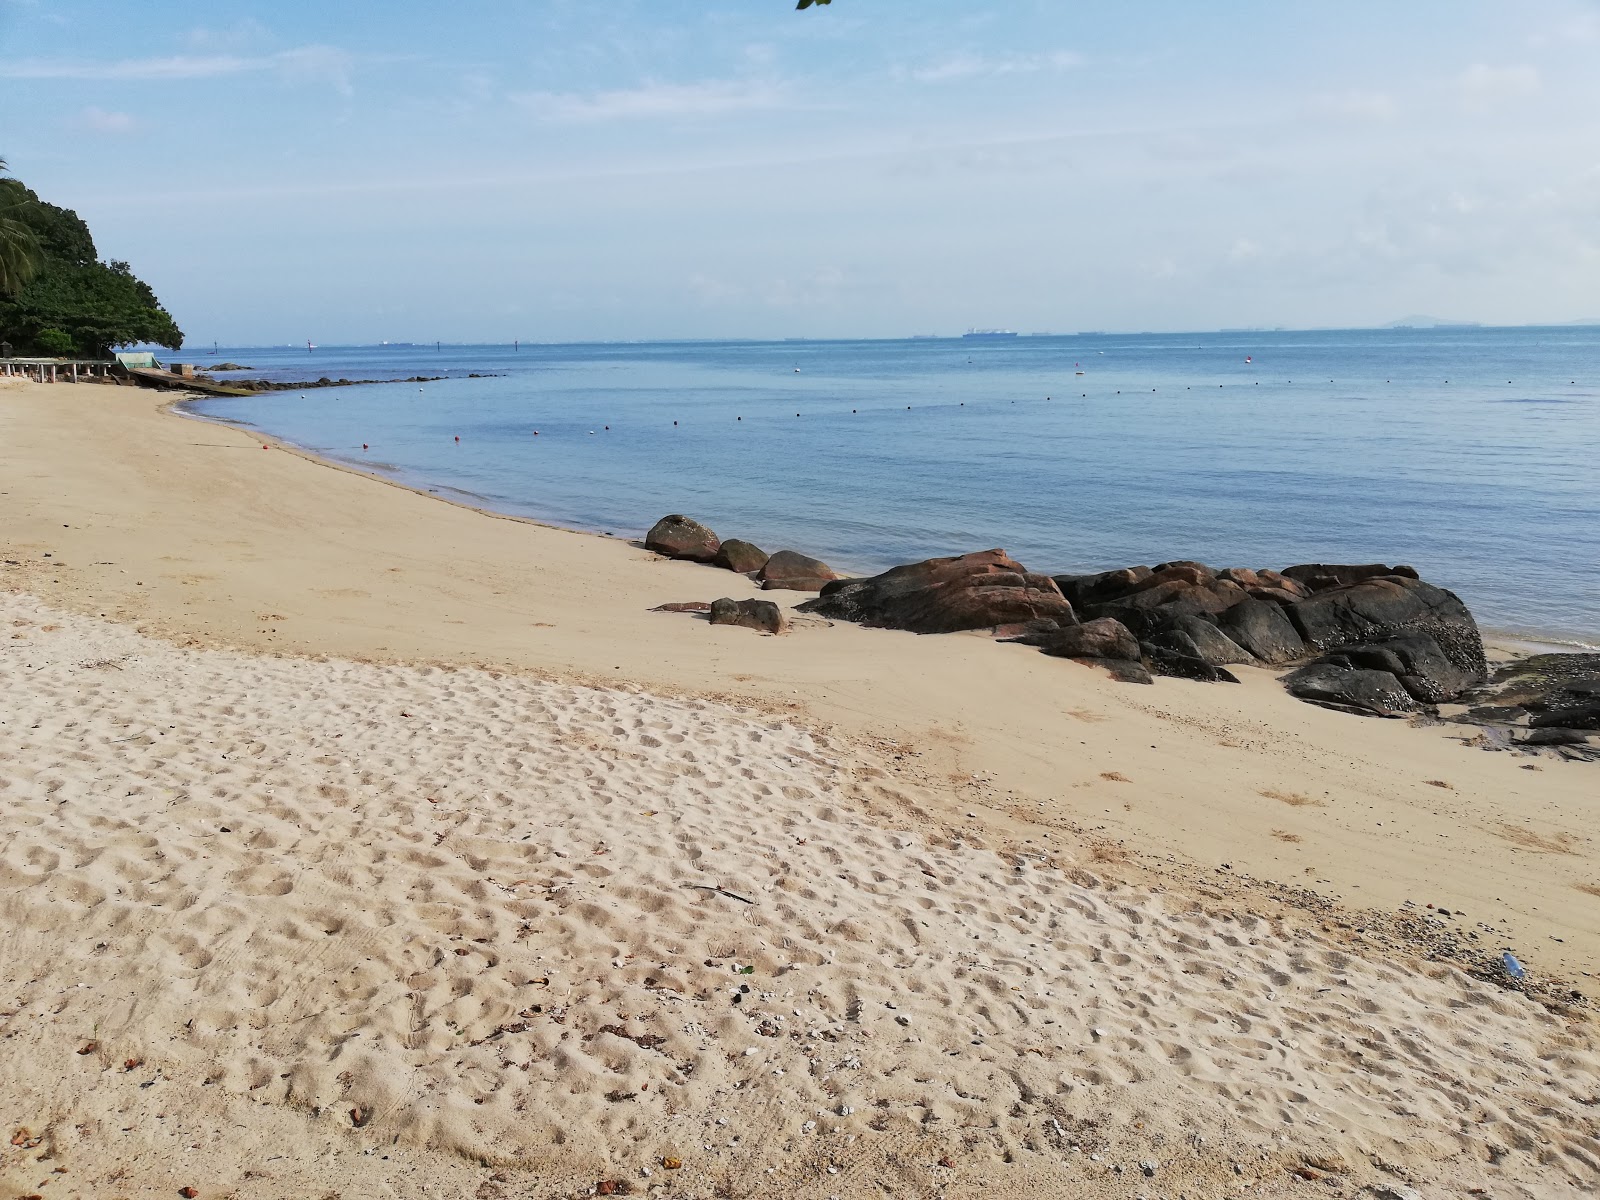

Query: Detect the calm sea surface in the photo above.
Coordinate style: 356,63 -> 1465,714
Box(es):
185,329 -> 1600,645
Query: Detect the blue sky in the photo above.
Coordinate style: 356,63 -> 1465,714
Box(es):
4,0 -> 1599,343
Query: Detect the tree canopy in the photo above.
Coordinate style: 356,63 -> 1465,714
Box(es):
0,171 -> 182,357
0,159 -> 42,298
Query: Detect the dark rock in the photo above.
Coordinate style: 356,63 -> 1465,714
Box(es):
1145,644 -> 1241,683
759,550 -> 838,592
1218,598 -> 1306,665
1287,577 -> 1485,682
709,597 -> 787,635
1520,727 -> 1592,746
1150,615 -> 1255,666
1036,617 -> 1142,662
645,515 -> 721,563
1529,702 -> 1600,731
802,549 -> 1075,635
1051,567 -> 1151,609
1067,656 -> 1154,685
1284,662 -> 1416,716
1316,631 -> 1477,704
713,539 -> 769,575
1246,586 -> 1304,607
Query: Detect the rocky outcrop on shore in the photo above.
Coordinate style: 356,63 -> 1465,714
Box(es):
643,515 -> 838,586
798,547 -> 1492,716
1454,652 -> 1600,760
643,515 -> 1589,748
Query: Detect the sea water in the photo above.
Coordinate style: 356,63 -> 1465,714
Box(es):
185,328 -> 1600,645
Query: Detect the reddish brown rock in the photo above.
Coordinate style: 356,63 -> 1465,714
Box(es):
1255,569 -> 1309,597
713,538 -> 769,575
709,597 -> 787,634
1279,563 -> 1419,593
799,549 -> 1075,635
645,514 -> 721,563
1247,586 -> 1305,606
759,550 -> 839,592
1217,567 -> 1262,589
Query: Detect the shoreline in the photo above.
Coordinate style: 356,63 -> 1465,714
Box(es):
181,394 -> 1600,652
3,378 -> 1598,1197
2,379 -> 1596,979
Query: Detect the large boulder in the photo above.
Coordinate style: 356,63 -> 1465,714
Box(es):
1144,643 -> 1242,683
1287,576 -> 1485,682
645,514 -> 721,563
1284,662 -> 1416,717
714,539 -> 769,575
709,597 -> 787,635
759,550 -> 839,592
1036,617 -> 1141,662
1146,615 -> 1255,667
801,549 -> 1076,635
1218,598 -> 1306,665
1315,631 -> 1478,704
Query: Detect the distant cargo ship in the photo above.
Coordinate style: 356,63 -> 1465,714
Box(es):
962,328 -> 1019,339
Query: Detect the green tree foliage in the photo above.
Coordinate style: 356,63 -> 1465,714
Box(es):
0,173 -> 182,357
0,159 -> 42,297
35,328 -> 74,356
796,1 -> 831,8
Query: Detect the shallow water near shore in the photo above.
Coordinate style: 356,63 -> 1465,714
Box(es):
187,327 -> 1600,645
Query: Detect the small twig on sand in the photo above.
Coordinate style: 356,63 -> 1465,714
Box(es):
685,884 -> 755,905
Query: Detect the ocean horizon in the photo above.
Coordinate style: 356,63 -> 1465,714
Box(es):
185,326 -> 1600,648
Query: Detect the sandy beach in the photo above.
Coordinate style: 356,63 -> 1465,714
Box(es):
3,379 -> 1598,1198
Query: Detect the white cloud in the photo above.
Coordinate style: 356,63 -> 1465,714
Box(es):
1457,63 -> 1541,109
0,45 -> 356,88
511,79 -> 787,122
1312,89 -> 1397,121
908,50 -> 1082,84
183,18 -> 272,53
275,45 -> 356,95
72,106 -> 138,134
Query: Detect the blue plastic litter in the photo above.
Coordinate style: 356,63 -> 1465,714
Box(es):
1501,952 -> 1526,980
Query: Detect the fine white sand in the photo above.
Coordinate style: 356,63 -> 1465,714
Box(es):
3,591 -> 1598,1199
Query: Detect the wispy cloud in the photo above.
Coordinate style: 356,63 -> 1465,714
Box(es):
71,107 -> 139,135
0,44 -> 355,89
511,78 -> 788,122
182,18 -> 273,53
906,50 -> 1082,84
1457,63 -> 1540,109
1311,89 -> 1397,121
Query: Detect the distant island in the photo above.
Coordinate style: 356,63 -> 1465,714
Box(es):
1384,315 -> 1483,329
